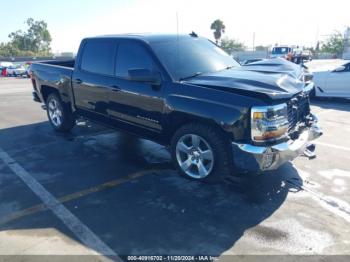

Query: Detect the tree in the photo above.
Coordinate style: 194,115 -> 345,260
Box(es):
0,43 -> 14,57
321,31 -> 345,55
220,37 -> 246,54
25,18 -> 52,53
211,19 -> 226,45
0,18 -> 52,57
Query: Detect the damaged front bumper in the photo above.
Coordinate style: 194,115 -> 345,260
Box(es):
232,114 -> 323,173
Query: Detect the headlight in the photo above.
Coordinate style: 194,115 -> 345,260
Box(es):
251,103 -> 289,142
303,74 -> 313,82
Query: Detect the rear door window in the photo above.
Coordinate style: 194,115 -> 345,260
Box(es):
80,40 -> 116,76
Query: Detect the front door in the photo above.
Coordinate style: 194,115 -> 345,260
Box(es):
107,40 -> 164,134
326,63 -> 350,97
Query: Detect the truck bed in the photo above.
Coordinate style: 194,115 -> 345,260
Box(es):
30,60 -> 75,105
37,59 -> 75,68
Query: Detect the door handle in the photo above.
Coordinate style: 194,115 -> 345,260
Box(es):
111,85 -> 121,92
74,79 -> 83,84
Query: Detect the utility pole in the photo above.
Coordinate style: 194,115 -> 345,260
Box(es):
252,32 -> 255,52
344,27 -> 350,59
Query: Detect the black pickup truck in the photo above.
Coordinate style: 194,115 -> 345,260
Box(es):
30,34 -> 322,183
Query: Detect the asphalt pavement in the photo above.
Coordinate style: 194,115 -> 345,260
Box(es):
0,77 -> 350,261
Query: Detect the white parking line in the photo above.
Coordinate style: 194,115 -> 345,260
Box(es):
0,87 -> 30,95
0,147 -> 119,260
314,141 -> 350,152
292,168 -> 350,224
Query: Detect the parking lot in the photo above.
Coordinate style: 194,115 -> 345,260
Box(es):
0,77 -> 350,260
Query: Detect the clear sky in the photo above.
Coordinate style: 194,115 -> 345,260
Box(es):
0,0 -> 349,53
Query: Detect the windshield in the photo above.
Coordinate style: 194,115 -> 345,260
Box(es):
272,47 -> 291,54
150,37 -> 240,81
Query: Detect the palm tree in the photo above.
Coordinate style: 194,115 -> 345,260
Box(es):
210,19 -> 226,45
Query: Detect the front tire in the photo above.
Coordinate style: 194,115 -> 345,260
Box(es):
309,88 -> 316,99
170,123 -> 232,183
46,93 -> 75,132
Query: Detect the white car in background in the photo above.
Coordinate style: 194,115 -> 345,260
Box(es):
7,65 -> 27,77
0,62 -> 14,67
312,61 -> 350,98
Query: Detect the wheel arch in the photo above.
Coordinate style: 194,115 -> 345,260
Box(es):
163,111 -> 234,145
41,85 -> 60,102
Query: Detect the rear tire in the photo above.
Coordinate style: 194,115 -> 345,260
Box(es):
170,123 -> 232,184
46,93 -> 75,133
309,87 -> 317,99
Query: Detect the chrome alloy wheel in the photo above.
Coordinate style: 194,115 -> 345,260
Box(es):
48,98 -> 63,127
176,134 -> 214,179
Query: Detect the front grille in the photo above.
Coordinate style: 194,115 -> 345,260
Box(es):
287,93 -> 310,132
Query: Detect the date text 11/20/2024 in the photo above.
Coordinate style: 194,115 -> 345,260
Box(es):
126,255 -> 219,261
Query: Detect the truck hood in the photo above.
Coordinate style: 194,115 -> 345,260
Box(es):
184,68 -> 305,102
240,58 -> 305,80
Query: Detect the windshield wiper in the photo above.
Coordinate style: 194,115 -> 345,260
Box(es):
179,66 -> 235,81
179,72 -> 203,81
215,65 -> 236,73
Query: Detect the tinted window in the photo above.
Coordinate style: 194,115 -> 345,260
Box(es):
150,37 -> 239,81
116,42 -> 154,78
81,40 -> 116,75
346,63 -> 350,71
272,47 -> 291,54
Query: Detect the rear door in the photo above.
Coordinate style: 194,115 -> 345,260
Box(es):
325,63 -> 350,97
107,40 -> 165,133
72,39 -> 117,120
